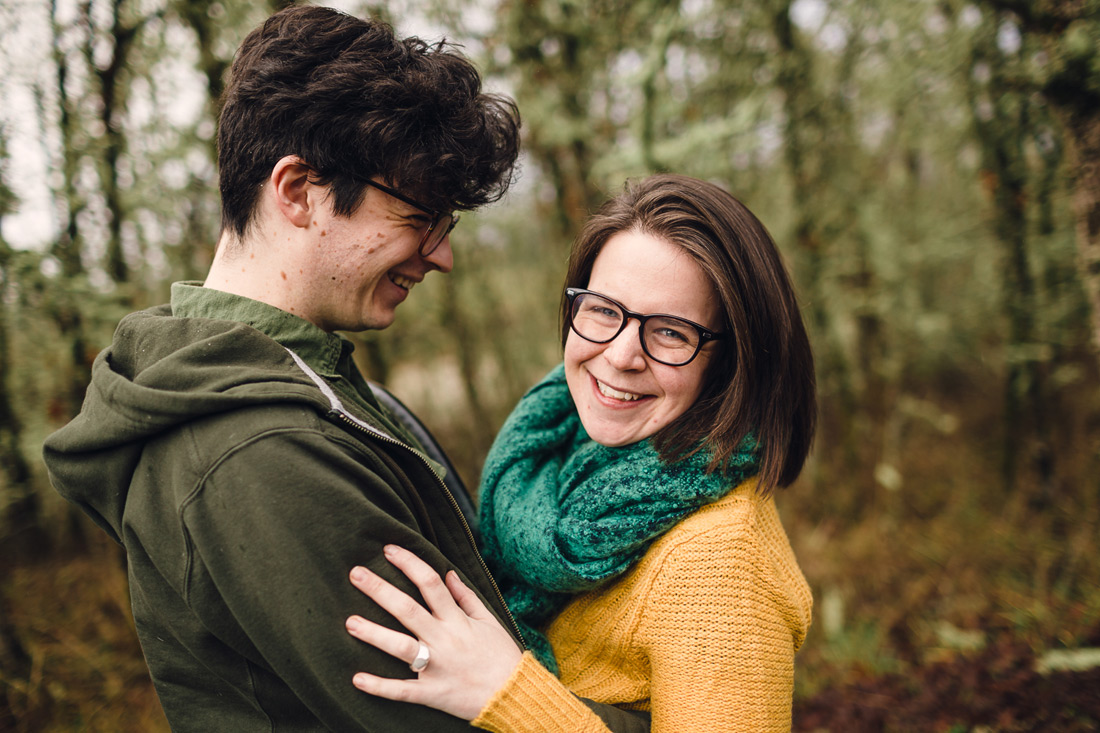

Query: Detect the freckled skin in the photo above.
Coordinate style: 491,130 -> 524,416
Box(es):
203,157 -> 457,336
203,175 -> 453,333
296,185 -> 454,331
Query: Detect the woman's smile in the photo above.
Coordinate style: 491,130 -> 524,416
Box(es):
595,374 -> 647,402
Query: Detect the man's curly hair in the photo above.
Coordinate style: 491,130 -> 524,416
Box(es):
217,5 -> 521,239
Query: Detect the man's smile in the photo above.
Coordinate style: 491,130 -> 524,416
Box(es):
389,273 -> 418,291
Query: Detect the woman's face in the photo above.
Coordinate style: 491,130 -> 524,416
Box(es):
564,230 -> 722,447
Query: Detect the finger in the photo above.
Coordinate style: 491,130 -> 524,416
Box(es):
382,545 -> 464,621
349,565 -> 433,634
352,672 -> 422,704
444,570 -> 492,620
345,614 -> 421,665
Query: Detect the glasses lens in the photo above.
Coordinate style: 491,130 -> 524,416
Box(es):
643,317 -> 702,366
418,213 -> 457,256
569,290 -> 704,366
570,292 -> 624,342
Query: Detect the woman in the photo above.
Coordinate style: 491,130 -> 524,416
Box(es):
343,174 -> 816,731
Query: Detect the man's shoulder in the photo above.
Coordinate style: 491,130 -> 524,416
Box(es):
115,303 -> 285,359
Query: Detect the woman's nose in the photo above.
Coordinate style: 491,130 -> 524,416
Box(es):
602,320 -> 647,371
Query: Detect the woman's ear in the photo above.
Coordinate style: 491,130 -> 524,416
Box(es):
269,155 -> 317,229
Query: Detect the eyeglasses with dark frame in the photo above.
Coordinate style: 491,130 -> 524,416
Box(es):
565,288 -> 726,367
356,178 -> 459,257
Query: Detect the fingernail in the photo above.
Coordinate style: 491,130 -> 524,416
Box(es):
383,544 -> 397,556
352,673 -> 368,689
346,616 -> 361,631
351,566 -> 367,581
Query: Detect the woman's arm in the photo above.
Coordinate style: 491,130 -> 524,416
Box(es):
345,545 -> 650,732
637,519 -> 809,731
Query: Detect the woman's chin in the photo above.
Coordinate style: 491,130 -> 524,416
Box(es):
579,419 -> 653,448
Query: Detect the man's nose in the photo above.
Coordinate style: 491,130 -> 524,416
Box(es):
423,233 -> 453,273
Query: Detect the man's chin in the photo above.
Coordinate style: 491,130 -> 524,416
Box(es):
357,309 -> 397,332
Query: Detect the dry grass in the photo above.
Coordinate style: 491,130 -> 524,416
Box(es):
783,359 -> 1100,729
1,533 -> 168,733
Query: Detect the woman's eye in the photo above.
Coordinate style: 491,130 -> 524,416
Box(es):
584,305 -> 619,319
654,326 -> 690,344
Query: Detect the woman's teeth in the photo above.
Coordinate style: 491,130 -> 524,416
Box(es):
597,379 -> 641,401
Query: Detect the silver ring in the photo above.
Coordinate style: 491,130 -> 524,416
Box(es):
409,641 -> 430,673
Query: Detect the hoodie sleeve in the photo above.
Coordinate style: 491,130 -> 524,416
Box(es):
174,420 -> 652,733
178,424 -> 482,732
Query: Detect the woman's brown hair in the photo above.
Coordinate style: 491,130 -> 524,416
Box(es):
561,174 -> 816,494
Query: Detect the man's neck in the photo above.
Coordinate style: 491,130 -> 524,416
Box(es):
203,230 -> 328,330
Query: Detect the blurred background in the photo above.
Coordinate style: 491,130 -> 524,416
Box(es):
1,0 -> 1098,730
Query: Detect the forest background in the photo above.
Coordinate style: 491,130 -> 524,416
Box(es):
1,0 -> 1098,730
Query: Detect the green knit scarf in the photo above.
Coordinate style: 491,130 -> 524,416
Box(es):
479,364 -> 760,673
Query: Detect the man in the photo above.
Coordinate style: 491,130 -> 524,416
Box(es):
43,6 -> 648,732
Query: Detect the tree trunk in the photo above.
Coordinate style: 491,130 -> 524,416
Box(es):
966,12 -> 1055,496
1060,110 -> 1100,357
505,0 -> 606,241
90,0 -> 141,285
0,246 -> 33,503
441,274 -> 495,459
983,0 -> 1100,362
0,195 -> 48,559
769,0 -> 882,499
47,0 -> 94,419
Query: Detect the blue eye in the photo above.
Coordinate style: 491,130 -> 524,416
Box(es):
654,326 -> 690,343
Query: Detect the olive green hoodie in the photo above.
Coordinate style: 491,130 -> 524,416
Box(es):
42,299 -> 517,732
44,292 -> 651,733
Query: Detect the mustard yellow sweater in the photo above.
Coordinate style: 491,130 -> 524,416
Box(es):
472,479 -> 812,733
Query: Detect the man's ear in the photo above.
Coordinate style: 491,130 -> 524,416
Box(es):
269,155 -> 318,229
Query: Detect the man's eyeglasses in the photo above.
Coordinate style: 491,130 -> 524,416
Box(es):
357,178 -> 458,257
565,288 -> 726,367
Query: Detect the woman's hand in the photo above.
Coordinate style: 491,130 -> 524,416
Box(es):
345,544 -> 524,720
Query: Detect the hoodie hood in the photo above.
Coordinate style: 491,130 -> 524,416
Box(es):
43,305 -> 328,543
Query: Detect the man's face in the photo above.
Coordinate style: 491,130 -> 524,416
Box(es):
306,183 -> 454,332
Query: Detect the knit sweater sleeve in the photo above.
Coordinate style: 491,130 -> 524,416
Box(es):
637,505 -> 810,732
472,653 -> 621,733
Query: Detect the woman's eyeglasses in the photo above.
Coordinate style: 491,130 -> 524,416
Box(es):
565,288 -> 725,367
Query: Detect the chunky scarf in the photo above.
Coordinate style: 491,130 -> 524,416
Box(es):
478,364 -> 760,672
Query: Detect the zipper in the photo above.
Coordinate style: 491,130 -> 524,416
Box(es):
280,346 -> 526,648
331,410 -> 528,649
